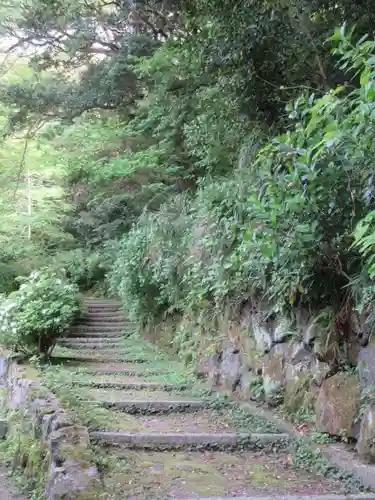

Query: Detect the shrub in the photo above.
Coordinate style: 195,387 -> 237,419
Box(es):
108,28 -> 375,345
0,270 -> 81,357
0,262 -> 20,294
108,195 -> 191,324
50,249 -> 107,291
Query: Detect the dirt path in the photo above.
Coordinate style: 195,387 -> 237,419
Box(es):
0,469 -> 27,500
49,298 -> 368,499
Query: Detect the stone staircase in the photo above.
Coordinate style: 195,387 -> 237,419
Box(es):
52,298 -> 372,500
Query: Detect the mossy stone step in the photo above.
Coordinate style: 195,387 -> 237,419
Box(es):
57,342 -> 123,349
85,368 -> 171,376
89,430 -> 289,449
100,407 -> 242,433
84,300 -> 121,305
97,447 -> 360,498
71,325 -> 127,332
84,298 -> 117,302
78,318 -> 128,324
84,385 -> 208,413
67,331 -> 124,338
56,345 -> 151,356
82,311 -> 125,317
51,355 -> 148,364
56,348 -> 159,363
95,400 -> 207,413
74,319 -> 133,328
75,380 -> 187,391
64,362 -> 172,375
85,305 -> 121,312
83,301 -> 120,306
84,386 -> 195,401
59,337 -> 123,344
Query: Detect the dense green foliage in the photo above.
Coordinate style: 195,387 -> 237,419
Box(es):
107,30 -> 375,346
0,270 -> 80,356
51,248 -> 109,292
2,1 -> 375,356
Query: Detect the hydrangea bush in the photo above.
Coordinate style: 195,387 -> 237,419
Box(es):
0,270 -> 81,357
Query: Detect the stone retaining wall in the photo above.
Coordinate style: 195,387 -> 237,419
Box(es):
195,301 -> 375,463
0,356 -> 101,499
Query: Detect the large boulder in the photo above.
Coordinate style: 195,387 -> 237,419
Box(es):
219,341 -> 242,391
311,360 -> 330,387
315,373 -> 361,438
262,344 -> 288,406
237,370 -> 254,400
195,353 -> 220,387
283,342 -> 317,415
251,317 -> 273,354
283,342 -> 315,385
273,317 -> 292,344
46,425 -> 101,499
357,404 -> 375,463
358,342 -> 375,391
240,335 -> 262,375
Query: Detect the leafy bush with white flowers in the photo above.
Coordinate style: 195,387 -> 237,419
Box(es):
0,270 -> 81,356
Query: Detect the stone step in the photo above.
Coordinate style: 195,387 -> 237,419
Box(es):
51,355 -> 147,364
75,380 -> 186,391
85,305 -> 121,312
84,298 -> 119,303
58,350 -> 149,361
79,317 -> 127,323
89,431 -> 289,449
82,310 -> 125,317
96,447 -> 363,498
71,325 -> 127,332
77,314 -> 133,326
59,337 -> 123,344
83,300 -> 121,305
94,399 -> 207,413
73,325 -> 130,332
82,365 -> 171,375
67,331 -> 123,338
58,341 -> 123,349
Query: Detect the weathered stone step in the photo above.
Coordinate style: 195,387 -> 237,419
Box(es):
83,300 -> 120,305
84,384 -> 207,412
97,446 -> 362,498
82,310 -> 125,317
67,331 -> 123,338
85,305 -> 121,312
75,380 -> 185,391
89,431 -> 289,449
59,336 -> 123,344
51,355 -> 147,364
78,317 -> 128,323
91,405 -> 270,435
82,365 -> 171,375
78,315 -> 129,321
58,341 -> 123,349
56,344 -> 149,356
58,350 -> 146,361
95,399 -> 206,413
71,325 -> 127,332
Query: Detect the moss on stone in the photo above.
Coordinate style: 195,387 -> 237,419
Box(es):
284,374 -> 315,416
315,372 -> 361,437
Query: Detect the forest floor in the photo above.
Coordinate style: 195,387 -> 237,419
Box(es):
0,468 -> 26,500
